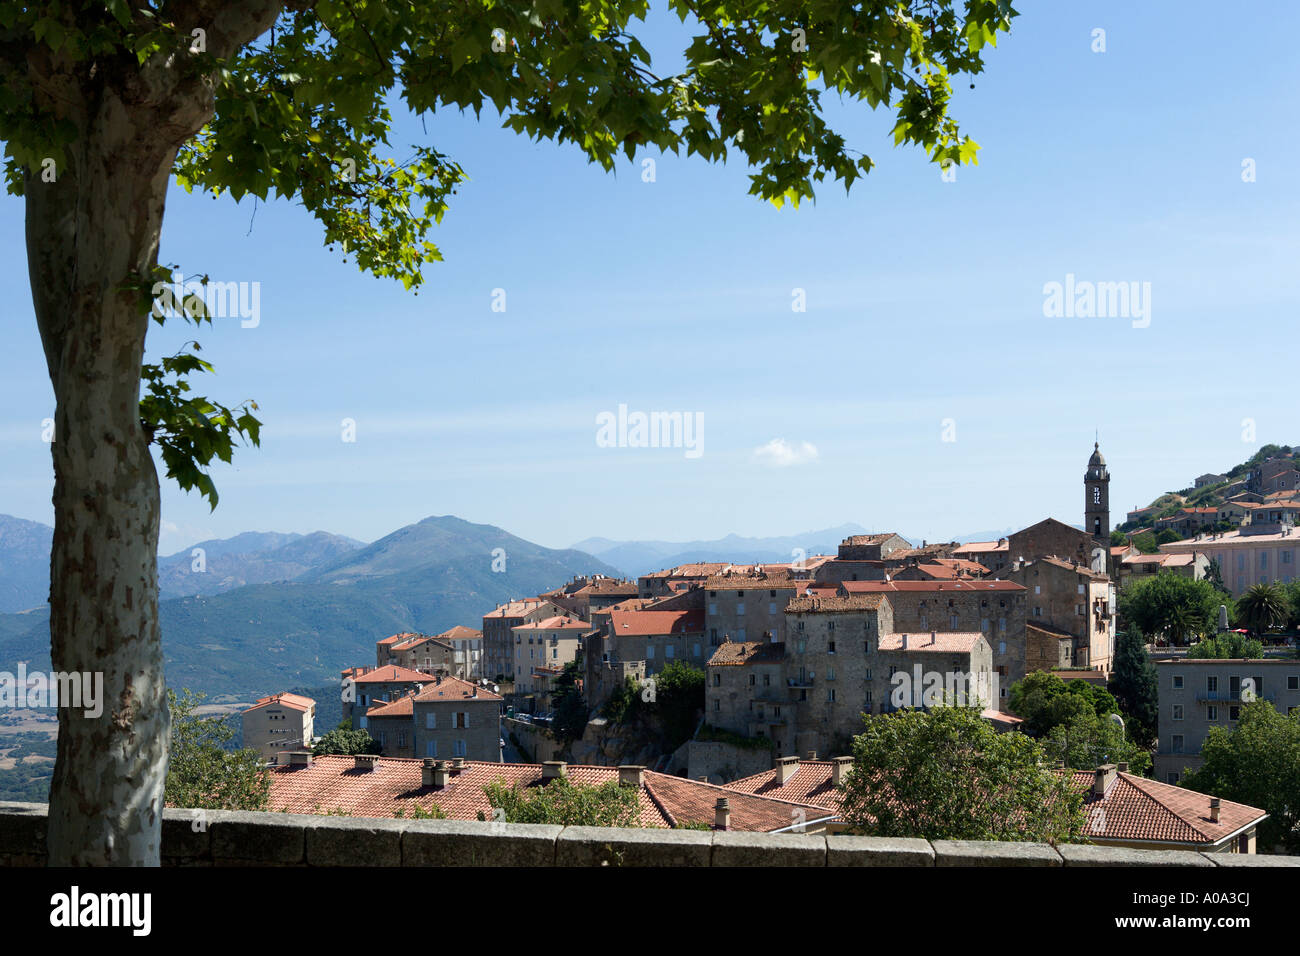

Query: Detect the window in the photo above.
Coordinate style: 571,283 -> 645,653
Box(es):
426,741 -> 437,758
398,731 -> 407,748
693,643 -> 701,657
713,699 -> 720,712
768,601 -> 777,615
827,689 -> 836,702
1172,675 -> 1183,689
1207,705 -> 1217,721
712,674 -> 721,687
828,641 -> 837,654
1172,735 -> 1184,754
1229,706 -> 1240,721
949,615 -> 958,629
1289,676 -> 1299,691
736,602 -> 745,615
453,739 -> 467,757
426,713 -> 436,729
863,640 -> 872,653
646,645 -> 655,659
1033,607 -> 1042,618
1034,585 -> 1041,595
749,674 -> 756,686
1077,584 -> 1085,595
1207,676 -> 1218,693
827,668 -> 836,681
453,712 -> 469,729
1172,704 -> 1183,720
763,674 -> 770,686
709,602 -> 717,615
1167,772 -> 1180,785
864,668 -> 872,680
999,641 -> 1006,655
665,645 -> 674,659
999,617 -> 1007,632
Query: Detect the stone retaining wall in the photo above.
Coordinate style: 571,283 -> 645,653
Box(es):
1,802 -> 1295,867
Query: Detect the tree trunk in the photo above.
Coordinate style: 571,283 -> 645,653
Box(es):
22,4 -> 290,865
28,89 -> 188,866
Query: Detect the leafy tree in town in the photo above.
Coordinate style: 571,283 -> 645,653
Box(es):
164,688 -> 270,811
645,659 -> 706,751
1041,707 -> 1151,777
1131,532 -> 1161,555
1154,529 -> 1182,546
313,726 -> 382,756
1007,670 -> 1118,737
4,0 -> 1019,864
1234,582 -> 1289,637
1118,571 -> 1222,644
551,660 -> 590,743
1182,701 -> 1300,854
1204,558 -> 1227,595
837,706 -> 1084,844
1186,633 -> 1264,660
1108,630 -> 1158,747
481,777 -> 641,827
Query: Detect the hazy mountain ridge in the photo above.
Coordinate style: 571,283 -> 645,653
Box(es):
0,515 -> 620,698
0,515 -> 54,613
157,530 -> 366,600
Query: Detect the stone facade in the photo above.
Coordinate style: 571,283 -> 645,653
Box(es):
998,558 -> 1115,673
482,598 -> 564,682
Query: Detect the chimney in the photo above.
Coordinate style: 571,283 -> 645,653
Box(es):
831,756 -> 853,786
714,797 -> 731,831
930,630 -> 936,645
354,754 -> 379,772
774,755 -> 800,785
902,633 -> 909,650
452,757 -> 467,772
286,751 -> 313,767
1092,763 -> 1117,797
542,760 -> 567,781
1210,797 -> 1221,824
618,765 -> 645,789
806,750 -> 818,761
421,758 -> 438,787
1117,761 -> 1129,773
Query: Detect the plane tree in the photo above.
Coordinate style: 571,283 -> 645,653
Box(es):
1,0 -> 1017,864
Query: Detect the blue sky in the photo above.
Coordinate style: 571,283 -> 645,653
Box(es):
2,1 -> 1298,555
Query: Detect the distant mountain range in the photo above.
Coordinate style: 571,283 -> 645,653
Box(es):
0,515 -> 54,613
572,524 -> 1026,578
0,514 -> 619,700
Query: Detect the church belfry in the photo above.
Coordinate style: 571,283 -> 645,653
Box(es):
1085,441 -> 1110,540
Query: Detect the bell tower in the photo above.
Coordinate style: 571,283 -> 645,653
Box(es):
1085,441 -> 1110,541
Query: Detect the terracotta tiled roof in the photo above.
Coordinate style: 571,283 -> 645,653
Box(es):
727,760 -> 841,809
642,562 -> 731,579
413,675 -> 502,703
435,625 -> 483,642
877,632 -> 984,653
267,756 -> 831,831
609,609 -> 705,636
842,534 -> 903,546
377,632 -> 421,647
707,641 -> 786,666
786,594 -> 886,613
366,695 -> 415,718
1069,771 -> 1266,846
484,599 -> 558,619
349,665 -> 430,685
703,572 -> 800,590
725,762 -> 1267,846
513,616 -> 591,631
842,580 -> 1025,593
953,540 -> 1009,554
244,692 -> 315,714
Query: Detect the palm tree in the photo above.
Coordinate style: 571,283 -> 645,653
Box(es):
1236,583 -> 1288,637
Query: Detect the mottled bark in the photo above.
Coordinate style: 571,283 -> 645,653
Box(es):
24,1 -> 288,866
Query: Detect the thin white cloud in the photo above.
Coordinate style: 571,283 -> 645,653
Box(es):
752,438 -> 819,468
